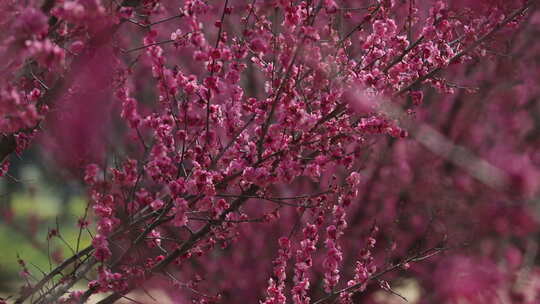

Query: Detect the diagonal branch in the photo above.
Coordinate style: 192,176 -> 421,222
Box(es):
395,2 -> 536,96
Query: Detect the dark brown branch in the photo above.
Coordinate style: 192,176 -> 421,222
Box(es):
312,246 -> 448,304
95,185 -> 259,304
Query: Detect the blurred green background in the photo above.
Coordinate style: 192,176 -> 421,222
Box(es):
0,153 -> 93,298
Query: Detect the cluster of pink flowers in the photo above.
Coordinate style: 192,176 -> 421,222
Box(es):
340,225 -> 379,302
292,224 -> 319,303
262,236 -> 292,304
0,87 -> 43,134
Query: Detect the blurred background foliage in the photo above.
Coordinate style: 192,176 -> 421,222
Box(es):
0,148 -> 92,296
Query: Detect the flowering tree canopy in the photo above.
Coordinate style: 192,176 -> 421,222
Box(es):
1,0 -> 539,303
